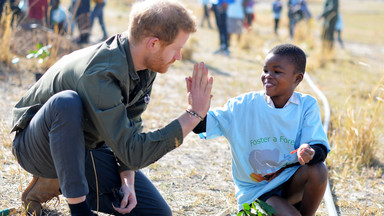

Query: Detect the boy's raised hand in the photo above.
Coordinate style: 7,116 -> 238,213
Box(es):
297,144 -> 315,165
185,62 -> 213,118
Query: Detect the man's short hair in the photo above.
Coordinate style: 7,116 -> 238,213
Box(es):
269,43 -> 307,74
128,0 -> 197,46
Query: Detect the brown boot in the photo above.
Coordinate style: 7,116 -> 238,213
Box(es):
22,176 -> 61,216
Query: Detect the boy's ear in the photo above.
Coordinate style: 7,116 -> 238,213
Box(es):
295,73 -> 304,84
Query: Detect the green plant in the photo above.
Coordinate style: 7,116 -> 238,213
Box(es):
26,43 -> 52,64
237,199 -> 276,216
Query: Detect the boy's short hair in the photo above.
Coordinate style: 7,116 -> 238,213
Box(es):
269,43 -> 306,74
128,0 -> 197,46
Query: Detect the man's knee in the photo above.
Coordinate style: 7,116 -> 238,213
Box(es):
51,90 -> 83,116
158,205 -> 172,216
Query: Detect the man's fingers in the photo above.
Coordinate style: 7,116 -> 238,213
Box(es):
185,76 -> 192,92
125,200 -> 137,213
191,63 -> 197,89
120,194 -> 129,208
201,65 -> 208,90
205,76 -> 213,94
113,201 -> 137,214
199,62 -> 208,87
198,62 -> 205,86
193,62 -> 206,89
192,63 -> 200,89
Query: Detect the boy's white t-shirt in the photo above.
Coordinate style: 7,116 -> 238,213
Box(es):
200,91 -> 330,209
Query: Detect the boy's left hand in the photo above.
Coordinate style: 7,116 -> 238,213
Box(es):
297,144 -> 315,165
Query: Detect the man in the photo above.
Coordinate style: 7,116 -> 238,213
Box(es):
287,0 -> 302,40
11,0 -> 213,215
211,0 -> 232,55
48,0 -> 68,34
318,0 -> 338,51
89,0 -> 108,41
27,0 -> 48,25
70,0 -> 90,44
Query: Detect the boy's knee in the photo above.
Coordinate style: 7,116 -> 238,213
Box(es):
308,162 -> 328,184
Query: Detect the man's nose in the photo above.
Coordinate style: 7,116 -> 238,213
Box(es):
175,50 -> 182,61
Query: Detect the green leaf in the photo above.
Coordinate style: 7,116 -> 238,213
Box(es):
256,199 -> 276,215
247,199 -> 276,216
36,43 -> 43,49
252,202 -> 267,215
243,203 -> 251,211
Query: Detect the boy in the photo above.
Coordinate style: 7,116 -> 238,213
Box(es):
192,43 -> 330,215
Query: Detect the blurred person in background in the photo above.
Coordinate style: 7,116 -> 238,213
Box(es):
0,0 -> 21,23
70,0 -> 90,44
200,0 -> 212,28
244,0 -> 255,31
211,0 -> 232,55
48,0 -> 69,34
334,13 -> 344,48
226,0 -> 246,54
272,0 -> 282,35
318,0 -> 338,51
28,0 -> 48,25
90,0 -> 108,41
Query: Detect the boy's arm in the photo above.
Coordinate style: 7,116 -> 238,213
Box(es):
192,116 -> 207,134
308,144 -> 328,165
297,143 -> 328,165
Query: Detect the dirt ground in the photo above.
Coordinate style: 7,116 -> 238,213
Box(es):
1,0 -> 384,215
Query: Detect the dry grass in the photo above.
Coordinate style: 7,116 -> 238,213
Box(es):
0,2 -> 16,81
1,0 -> 384,215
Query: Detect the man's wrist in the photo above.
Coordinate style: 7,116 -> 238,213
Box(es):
120,170 -> 135,185
185,109 -> 204,121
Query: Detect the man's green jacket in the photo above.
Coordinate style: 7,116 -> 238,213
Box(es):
11,32 -> 183,171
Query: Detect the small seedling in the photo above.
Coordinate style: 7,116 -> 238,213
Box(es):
237,199 -> 276,216
27,43 -> 52,64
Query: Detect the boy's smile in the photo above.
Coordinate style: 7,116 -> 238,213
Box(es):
261,53 -> 303,108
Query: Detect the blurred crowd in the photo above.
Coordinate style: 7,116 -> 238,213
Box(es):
0,0 -> 108,44
200,0 -> 343,56
0,0 -> 343,50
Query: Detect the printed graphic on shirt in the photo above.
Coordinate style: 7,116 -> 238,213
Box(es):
248,136 -> 296,182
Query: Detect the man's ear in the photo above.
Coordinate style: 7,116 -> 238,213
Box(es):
146,37 -> 160,51
295,73 -> 304,84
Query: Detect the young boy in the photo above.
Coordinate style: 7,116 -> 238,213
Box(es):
192,43 -> 330,215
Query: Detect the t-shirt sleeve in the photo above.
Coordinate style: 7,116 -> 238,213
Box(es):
199,97 -> 237,140
300,98 -> 331,153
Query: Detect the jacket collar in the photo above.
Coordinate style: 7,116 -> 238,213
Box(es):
120,31 -> 141,81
